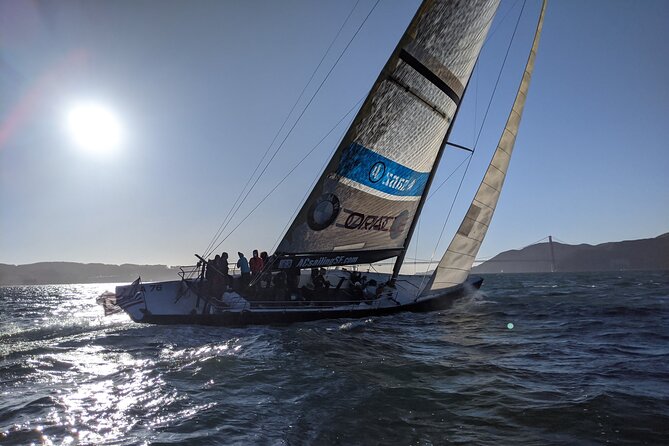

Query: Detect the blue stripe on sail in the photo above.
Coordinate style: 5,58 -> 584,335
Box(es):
336,143 -> 429,197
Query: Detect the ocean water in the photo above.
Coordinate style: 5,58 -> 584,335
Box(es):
1,272 -> 668,445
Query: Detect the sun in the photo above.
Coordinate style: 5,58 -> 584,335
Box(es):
66,102 -> 123,153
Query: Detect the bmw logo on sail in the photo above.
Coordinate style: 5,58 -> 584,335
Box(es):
307,193 -> 341,231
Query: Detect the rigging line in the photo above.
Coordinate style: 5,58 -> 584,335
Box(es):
221,0 -> 381,230
207,0 -> 516,259
417,0 -> 527,294
367,262 -> 392,282
270,157 -> 327,254
270,99 -> 361,254
203,1 -> 362,258
407,150 -> 471,291
209,98 -> 364,255
202,0 -> 363,258
412,152 -> 478,271
459,0 -> 523,150
473,0 -> 527,150
474,61 -> 478,147
422,0 -> 525,203
425,154 -> 472,200
208,0 -> 382,256
415,154 -> 475,295
269,104 -> 358,254
482,0 -> 524,48
415,159 -> 476,296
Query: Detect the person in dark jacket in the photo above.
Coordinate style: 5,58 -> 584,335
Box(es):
237,252 -> 251,289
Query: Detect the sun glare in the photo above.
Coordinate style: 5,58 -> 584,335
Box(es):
66,102 -> 123,153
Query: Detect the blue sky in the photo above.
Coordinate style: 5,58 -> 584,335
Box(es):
1,0 -> 667,267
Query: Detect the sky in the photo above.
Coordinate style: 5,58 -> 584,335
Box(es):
1,0 -> 667,268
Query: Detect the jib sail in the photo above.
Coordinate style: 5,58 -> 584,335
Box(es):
275,0 -> 500,269
422,0 -> 546,293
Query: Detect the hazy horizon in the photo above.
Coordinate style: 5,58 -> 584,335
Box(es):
2,231 -> 666,268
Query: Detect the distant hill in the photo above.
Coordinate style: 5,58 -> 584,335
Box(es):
473,233 -> 669,273
3,233 -> 668,284
0,262 -> 182,286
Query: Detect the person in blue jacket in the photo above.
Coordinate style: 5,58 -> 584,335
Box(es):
237,252 -> 251,289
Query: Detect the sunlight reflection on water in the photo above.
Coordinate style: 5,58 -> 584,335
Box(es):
1,274 -> 668,445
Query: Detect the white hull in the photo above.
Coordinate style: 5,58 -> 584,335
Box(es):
107,272 -> 482,326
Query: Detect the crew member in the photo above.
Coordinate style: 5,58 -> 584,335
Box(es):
237,252 -> 251,289
220,252 -> 230,290
314,268 -> 331,291
249,250 -> 264,279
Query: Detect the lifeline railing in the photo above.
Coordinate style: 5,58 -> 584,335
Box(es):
178,262 -> 240,280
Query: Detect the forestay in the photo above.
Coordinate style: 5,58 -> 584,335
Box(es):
421,0 -> 547,293
276,0 -> 500,269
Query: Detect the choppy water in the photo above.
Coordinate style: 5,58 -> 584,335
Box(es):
1,272 -> 668,445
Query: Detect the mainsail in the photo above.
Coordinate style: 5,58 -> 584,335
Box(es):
275,0 -> 500,269
421,0 -> 546,293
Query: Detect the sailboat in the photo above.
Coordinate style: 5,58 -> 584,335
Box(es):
99,0 -> 546,326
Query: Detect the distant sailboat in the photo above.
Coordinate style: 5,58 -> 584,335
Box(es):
100,0 -> 546,326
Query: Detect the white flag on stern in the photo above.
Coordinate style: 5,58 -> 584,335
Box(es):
115,277 -> 145,310
96,290 -> 122,316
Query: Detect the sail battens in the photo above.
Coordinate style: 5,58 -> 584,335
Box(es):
435,265 -> 470,273
458,221 -> 488,239
498,129 -> 516,148
470,219 -> 490,230
421,0 -> 546,294
472,198 -> 494,211
387,76 -> 447,118
277,0 -> 500,259
481,181 -> 501,194
514,90 -> 528,109
454,223 -> 486,242
398,49 -> 462,105
464,233 -> 485,243
403,37 -> 465,96
497,148 -> 512,159
488,163 -> 506,176
443,249 -> 475,258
